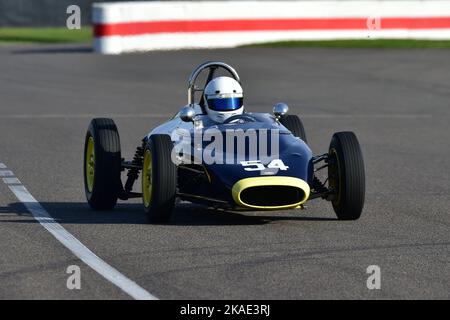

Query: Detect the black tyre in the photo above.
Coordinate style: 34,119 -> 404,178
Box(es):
328,132 -> 365,220
142,134 -> 177,223
280,114 -> 307,143
84,118 -> 122,210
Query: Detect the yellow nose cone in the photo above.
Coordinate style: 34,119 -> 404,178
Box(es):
231,176 -> 310,210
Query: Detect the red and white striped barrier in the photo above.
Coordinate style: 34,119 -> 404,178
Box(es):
93,1 -> 450,54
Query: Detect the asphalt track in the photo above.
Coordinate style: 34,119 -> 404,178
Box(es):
0,44 -> 449,299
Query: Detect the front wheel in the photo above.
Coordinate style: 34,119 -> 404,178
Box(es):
142,135 -> 177,223
328,132 -> 365,220
84,118 -> 122,210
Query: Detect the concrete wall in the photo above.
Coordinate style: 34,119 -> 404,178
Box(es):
93,0 -> 450,54
0,0 -> 137,27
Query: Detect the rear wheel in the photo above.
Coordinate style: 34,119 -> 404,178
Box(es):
328,132 -> 365,220
142,135 -> 177,223
280,115 -> 307,143
84,118 -> 122,210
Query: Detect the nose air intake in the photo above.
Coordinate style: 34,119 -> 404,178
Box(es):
231,176 -> 310,210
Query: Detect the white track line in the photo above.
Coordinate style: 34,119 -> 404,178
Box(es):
2,177 -> 21,184
0,163 -> 157,300
0,170 -> 14,177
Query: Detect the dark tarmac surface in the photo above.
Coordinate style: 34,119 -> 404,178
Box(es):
0,44 -> 449,299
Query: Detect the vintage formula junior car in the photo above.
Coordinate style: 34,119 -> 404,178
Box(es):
84,61 -> 365,222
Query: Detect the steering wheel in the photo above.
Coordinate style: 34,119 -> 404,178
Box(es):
223,114 -> 256,124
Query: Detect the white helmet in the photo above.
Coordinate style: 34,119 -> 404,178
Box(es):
204,76 -> 244,123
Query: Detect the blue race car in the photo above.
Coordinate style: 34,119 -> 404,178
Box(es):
83,61 -> 365,223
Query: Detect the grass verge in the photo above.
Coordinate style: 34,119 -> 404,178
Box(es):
0,27 -> 92,44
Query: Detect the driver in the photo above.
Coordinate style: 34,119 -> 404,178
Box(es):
204,76 -> 244,123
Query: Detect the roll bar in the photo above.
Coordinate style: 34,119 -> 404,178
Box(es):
187,61 -> 240,106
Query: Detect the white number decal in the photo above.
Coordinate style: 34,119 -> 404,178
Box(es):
241,159 -> 289,171
240,160 -> 266,171
267,159 -> 289,171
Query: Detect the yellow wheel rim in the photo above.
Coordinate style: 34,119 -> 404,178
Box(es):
86,136 -> 95,193
142,149 -> 153,207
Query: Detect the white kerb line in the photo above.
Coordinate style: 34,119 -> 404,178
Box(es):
0,163 -> 157,300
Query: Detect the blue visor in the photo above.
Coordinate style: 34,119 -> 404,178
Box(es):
207,97 -> 243,111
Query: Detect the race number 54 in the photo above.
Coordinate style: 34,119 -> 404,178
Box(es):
241,159 -> 289,171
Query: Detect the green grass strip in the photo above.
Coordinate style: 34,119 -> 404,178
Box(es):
0,27 -> 92,44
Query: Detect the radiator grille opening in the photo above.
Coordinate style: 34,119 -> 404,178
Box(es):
240,186 -> 305,207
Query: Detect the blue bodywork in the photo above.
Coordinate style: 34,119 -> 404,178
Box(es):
192,113 -> 314,196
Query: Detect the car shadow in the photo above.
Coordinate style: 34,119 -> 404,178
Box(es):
0,201 -> 337,226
